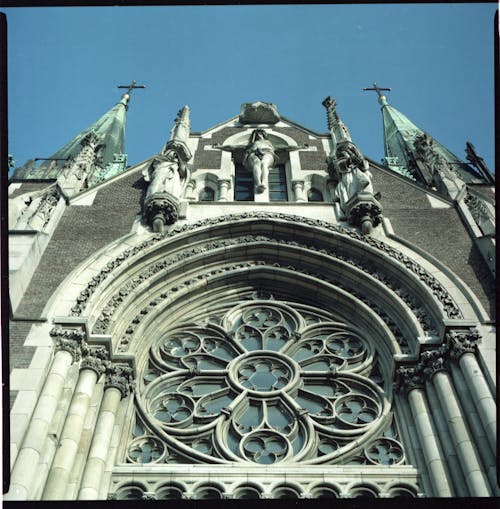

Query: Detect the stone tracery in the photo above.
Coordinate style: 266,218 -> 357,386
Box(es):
128,300 -> 401,467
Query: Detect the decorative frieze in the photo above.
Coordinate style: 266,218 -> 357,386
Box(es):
71,212 -> 461,320
93,234 -> 437,347
115,258 -> 412,353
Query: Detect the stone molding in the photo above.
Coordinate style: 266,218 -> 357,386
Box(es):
115,259 -> 411,353
70,212 -> 461,321
92,234 -> 437,347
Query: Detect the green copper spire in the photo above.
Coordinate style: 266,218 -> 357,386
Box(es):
12,83 -> 144,188
364,83 -> 485,186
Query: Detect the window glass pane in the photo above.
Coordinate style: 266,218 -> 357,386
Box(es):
269,165 -> 288,201
235,164 -> 254,201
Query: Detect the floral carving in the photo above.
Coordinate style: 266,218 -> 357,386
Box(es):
445,328 -> 481,360
50,326 -> 86,362
71,213 -> 460,321
80,345 -> 108,376
105,363 -> 135,398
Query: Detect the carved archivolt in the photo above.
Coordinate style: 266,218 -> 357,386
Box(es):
70,213 -> 461,327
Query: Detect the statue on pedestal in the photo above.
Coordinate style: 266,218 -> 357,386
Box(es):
142,105 -> 193,233
142,151 -> 190,233
329,142 -> 374,212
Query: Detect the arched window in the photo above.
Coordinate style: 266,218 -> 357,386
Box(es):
308,188 -> 323,202
199,187 -> 215,202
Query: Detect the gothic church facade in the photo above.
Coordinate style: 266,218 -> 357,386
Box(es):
6,90 -> 496,499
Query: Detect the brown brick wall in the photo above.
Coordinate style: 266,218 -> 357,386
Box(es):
14,170 -> 145,319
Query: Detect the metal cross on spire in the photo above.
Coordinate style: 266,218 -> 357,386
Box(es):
117,80 -> 146,95
363,82 -> 391,97
363,82 -> 391,105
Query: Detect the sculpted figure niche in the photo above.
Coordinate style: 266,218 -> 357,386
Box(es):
214,129 -> 306,193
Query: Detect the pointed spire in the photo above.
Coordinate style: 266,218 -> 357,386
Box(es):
161,105 -> 192,162
12,83 -> 144,188
364,83 -> 486,188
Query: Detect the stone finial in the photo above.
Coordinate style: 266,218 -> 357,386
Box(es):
239,102 -> 280,124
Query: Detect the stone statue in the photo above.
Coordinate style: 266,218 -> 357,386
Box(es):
242,129 -> 277,193
413,133 -> 463,197
330,142 -> 373,211
143,151 -> 188,202
214,129 -> 306,193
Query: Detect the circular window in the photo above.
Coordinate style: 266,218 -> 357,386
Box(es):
136,301 -> 391,465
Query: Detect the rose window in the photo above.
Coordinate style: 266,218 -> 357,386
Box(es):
132,301 -> 400,465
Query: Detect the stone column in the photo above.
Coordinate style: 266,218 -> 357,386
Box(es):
292,180 -> 306,202
42,346 -> 108,500
424,382 -> 467,496
450,364 -> 498,494
326,178 -> 336,202
395,366 -> 453,497
185,179 -> 197,201
421,349 -> 491,497
78,364 -> 134,500
5,328 -> 84,501
447,329 -> 496,453
218,179 -> 231,202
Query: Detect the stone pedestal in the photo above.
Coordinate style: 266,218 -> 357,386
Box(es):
144,193 -> 180,233
346,192 -> 383,234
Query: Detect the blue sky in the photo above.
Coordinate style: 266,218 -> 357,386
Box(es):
4,4 -> 497,173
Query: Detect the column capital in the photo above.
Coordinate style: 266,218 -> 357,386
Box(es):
394,365 -> 425,394
50,326 -> 86,362
419,345 -> 451,380
104,363 -> 135,398
445,327 -> 481,361
80,345 -> 108,376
